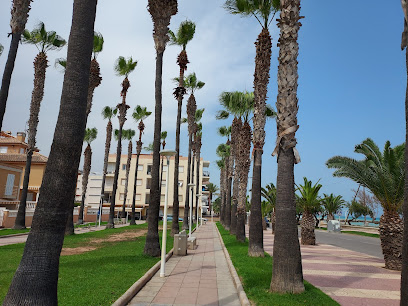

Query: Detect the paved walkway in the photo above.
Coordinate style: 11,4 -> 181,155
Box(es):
263,228 -> 401,306
128,222 -> 240,306
0,222 -> 134,246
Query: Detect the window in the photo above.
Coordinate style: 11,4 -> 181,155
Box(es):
160,194 -> 165,202
179,166 -> 184,173
121,179 -> 127,186
5,174 -> 15,196
146,178 -> 152,190
19,148 -> 25,154
161,179 -> 166,186
136,179 -> 142,186
122,164 -> 126,171
138,164 -> 143,171
135,194 -> 141,201
178,195 -> 183,202
147,165 -> 152,175
162,165 -> 168,172
0,147 -> 7,153
178,181 -> 183,187
145,194 -> 150,204
120,193 -> 125,200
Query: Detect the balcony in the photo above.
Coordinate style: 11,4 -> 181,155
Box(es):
202,170 -> 210,177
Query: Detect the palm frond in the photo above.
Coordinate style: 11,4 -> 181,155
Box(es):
0,44 -> 4,56
114,56 -> 138,77
101,106 -> 115,120
132,105 -> 151,122
93,32 -> 104,57
54,57 -> 66,71
169,20 -> 196,49
84,127 -> 97,144
161,131 -> 167,140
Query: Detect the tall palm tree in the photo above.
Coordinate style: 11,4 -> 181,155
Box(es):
120,129 -> 135,219
327,138 -> 405,270
145,0 -> 178,257
3,1 -> 98,302
107,56 -> 137,229
261,183 -> 276,233
322,193 -> 344,221
218,125 -> 232,229
130,105 -> 151,225
169,20 -> 196,236
216,143 -> 230,226
206,183 -> 219,214
216,159 -> 226,222
225,0 -> 280,258
182,73 -> 205,230
296,177 -> 322,245
401,1 -> 408,302
0,0 -> 32,131
195,124 -> 204,224
14,22 -> 66,230
270,0 -> 304,294
78,128 -> 98,224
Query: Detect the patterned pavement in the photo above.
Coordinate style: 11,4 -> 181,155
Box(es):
128,222 -> 239,306
263,230 -> 401,306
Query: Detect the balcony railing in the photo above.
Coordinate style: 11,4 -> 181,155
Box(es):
203,171 -> 210,177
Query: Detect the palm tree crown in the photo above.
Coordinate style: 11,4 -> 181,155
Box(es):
183,72 -> 205,94
84,128 -> 97,144
102,106 -> 117,120
114,56 -> 138,78
133,105 -> 152,122
169,20 -> 196,50
22,22 -> 66,53
322,193 -> 345,219
296,177 -> 322,213
93,31 -> 104,59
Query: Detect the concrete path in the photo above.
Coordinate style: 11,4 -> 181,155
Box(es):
128,222 -> 240,306
264,229 -> 401,306
0,222 -> 136,246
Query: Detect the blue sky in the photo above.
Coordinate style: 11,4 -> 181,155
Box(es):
0,0 -> 405,206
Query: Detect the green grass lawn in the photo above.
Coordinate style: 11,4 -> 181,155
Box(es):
0,228 -> 30,237
217,223 -> 339,306
0,222 -> 174,305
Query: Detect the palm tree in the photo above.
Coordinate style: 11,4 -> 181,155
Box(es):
145,0 -> 178,257
169,20 -> 196,236
261,183 -> 276,233
130,105 -> 151,225
296,177 -> 322,245
14,22 -> 66,230
0,0 -> 32,131
159,130 -> 168,196
225,0 -> 280,258
182,73 -> 205,230
270,0 -> 304,294
144,143 -> 154,153
206,183 -> 219,215
0,44 -> 4,56
322,193 -> 344,221
85,32 -> 103,117
107,56 -> 137,229
401,1 -> 408,302
120,129 -> 136,219
3,1 -> 97,302
218,125 -> 232,229
216,159 -> 226,221
195,124 -> 204,224
78,128 -> 98,224
327,138 -> 405,270
216,143 -> 230,226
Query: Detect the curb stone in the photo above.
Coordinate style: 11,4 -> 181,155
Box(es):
215,224 -> 251,306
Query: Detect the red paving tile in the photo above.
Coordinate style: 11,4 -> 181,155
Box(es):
332,296 -> 400,306
305,275 -> 400,291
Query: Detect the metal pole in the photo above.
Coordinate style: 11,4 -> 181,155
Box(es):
160,156 -> 171,277
189,186 -> 193,238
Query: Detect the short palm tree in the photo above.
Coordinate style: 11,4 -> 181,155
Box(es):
182,73 -> 205,230
296,177 -> 322,245
327,138 -> 405,270
270,0 -> 304,294
120,129 -> 136,219
218,125 -> 232,229
0,0 -> 32,131
206,183 -> 219,214
169,19 -> 196,236
14,22 -> 66,229
225,0 -> 280,258
78,128 -> 98,224
400,2 -> 408,301
261,183 -> 276,233
322,193 -> 345,221
145,0 -> 178,257
130,105 -> 152,225
107,56 -> 137,229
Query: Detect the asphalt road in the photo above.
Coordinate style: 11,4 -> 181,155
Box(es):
313,229 -> 383,259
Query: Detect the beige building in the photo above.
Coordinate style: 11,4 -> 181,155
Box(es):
105,153 -> 210,219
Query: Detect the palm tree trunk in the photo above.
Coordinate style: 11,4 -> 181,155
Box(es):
131,139 -> 142,225
13,150 -> 33,229
270,148 -> 304,293
0,33 -> 21,130
78,144 -> 92,224
249,149 -> 264,256
144,50 -> 164,257
183,134 -> 192,230
230,175 -> 238,235
107,129 -> 122,228
100,120 -> 112,224
14,51 -> 48,229
224,154 -> 232,230
121,141 -> 132,218
401,43 -> 408,305
65,202 -> 75,235
219,167 -> 225,225
271,210 -> 276,234
380,211 -> 403,270
172,100 -> 183,235
195,150 -> 201,224
3,1 -> 97,302
301,211 -> 316,245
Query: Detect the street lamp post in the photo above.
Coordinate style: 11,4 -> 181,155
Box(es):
159,149 -> 177,278
188,183 -> 195,238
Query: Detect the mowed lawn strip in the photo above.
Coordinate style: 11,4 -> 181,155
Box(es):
0,228 -> 30,237
0,222 -> 174,305
216,223 -> 339,306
